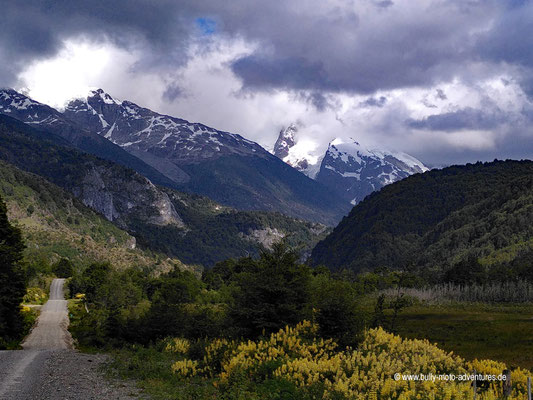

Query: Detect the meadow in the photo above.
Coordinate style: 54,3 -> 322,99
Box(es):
395,302 -> 533,371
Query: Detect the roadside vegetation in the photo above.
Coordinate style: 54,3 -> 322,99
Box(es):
0,195 -> 26,348
61,241 -> 533,399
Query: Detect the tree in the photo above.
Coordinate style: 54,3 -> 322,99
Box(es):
0,196 -> 26,347
229,242 -> 312,338
311,274 -> 364,346
444,254 -> 486,285
52,258 -> 74,278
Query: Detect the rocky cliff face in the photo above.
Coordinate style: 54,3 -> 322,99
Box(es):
0,113 -> 184,231
1,89 -> 351,225
61,90 -> 350,225
71,165 -> 184,229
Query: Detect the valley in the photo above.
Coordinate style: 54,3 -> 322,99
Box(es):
0,76 -> 532,400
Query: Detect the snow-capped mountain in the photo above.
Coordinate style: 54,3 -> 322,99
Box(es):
273,124 -> 322,179
64,89 -> 265,167
316,139 -> 428,204
0,88 -> 67,131
273,124 -> 297,159
0,88 -> 178,189
0,88 -> 350,225
273,124 -> 428,205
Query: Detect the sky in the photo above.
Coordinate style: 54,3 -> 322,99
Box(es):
1,0 -> 533,166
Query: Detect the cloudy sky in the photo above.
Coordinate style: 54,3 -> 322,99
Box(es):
2,0 -> 533,166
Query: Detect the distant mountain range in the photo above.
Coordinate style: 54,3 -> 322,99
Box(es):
0,114 -> 328,266
0,89 -> 350,225
273,124 -> 428,204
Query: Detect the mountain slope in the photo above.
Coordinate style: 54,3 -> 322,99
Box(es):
61,90 -> 350,224
130,188 -> 329,266
0,160 -> 183,271
0,89 -> 178,190
0,114 -> 183,230
310,160 -> 533,278
0,115 -> 328,266
315,139 -> 428,204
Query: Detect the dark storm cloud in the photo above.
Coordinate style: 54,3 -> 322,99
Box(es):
0,0 -> 194,86
0,0 -> 498,94
162,84 -> 186,102
226,1 -> 496,94
360,96 -> 388,108
0,0 -> 524,97
297,91 -> 336,112
406,107 -> 506,132
475,2 -> 533,98
1,0 -> 531,165
375,1 -> 394,9
435,89 -> 447,100
232,56 -> 332,91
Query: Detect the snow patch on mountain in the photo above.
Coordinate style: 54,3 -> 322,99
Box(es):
63,89 -> 266,166
273,124 -> 322,178
316,137 -> 428,204
272,123 -> 429,205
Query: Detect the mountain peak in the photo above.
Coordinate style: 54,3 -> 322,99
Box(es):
272,123 -> 322,178
318,137 -> 428,204
87,88 -> 121,105
273,124 -> 297,159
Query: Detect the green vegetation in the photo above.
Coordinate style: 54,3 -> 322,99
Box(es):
0,160 -> 182,272
0,194 -> 26,348
311,160 -> 533,282
395,302 -> 533,370
0,116 -> 328,268
131,188 -> 329,266
61,239 -> 533,399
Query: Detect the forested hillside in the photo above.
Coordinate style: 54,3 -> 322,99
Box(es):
310,160 -> 533,281
0,160 -> 183,272
132,187 -> 328,265
0,115 -> 327,267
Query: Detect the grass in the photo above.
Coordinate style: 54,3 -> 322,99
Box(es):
395,302 -> 533,370
107,347 -> 216,400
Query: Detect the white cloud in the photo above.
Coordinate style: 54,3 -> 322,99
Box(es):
15,36 -> 533,167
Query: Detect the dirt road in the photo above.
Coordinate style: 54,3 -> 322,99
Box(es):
0,279 -> 143,399
21,278 -> 73,351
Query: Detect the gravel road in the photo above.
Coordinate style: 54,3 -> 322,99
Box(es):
0,279 -> 145,399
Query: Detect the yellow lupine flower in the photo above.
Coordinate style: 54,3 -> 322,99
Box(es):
169,322 -> 531,400
165,337 -> 190,354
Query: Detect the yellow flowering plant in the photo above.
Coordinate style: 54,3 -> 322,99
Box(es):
169,321 -> 531,399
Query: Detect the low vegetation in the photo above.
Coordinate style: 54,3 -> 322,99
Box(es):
0,160 -> 185,274
60,241 -> 533,399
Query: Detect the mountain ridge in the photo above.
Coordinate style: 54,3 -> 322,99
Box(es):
0,114 -> 329,266
0,89 -> 350,225
310,159 -> 533,278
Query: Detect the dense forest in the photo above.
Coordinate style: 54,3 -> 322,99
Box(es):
311,160 -> 533,283
131,187 -> 328,265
